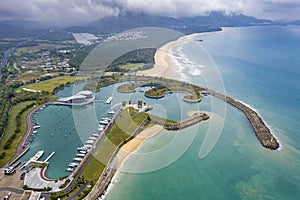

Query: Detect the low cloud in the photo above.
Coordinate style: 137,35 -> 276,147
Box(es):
0,0 -> 299,25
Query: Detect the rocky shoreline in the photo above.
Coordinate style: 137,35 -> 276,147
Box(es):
209,90 -> 280,150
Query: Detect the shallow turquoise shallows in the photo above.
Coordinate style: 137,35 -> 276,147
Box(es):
105,26 -> 300,199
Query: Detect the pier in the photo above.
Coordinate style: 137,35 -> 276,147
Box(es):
151,112 -> 209,130
44,151 -> 55,162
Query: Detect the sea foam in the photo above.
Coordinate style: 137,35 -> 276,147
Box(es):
238,100 -> 282,151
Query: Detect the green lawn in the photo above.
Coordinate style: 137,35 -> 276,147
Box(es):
0,101 -> 35,167
82,108 -> 149,183
19,76 -> 79,93
119,63 -> 144,71
82,140 -> 111,183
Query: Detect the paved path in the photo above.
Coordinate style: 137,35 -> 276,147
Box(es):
7,103 -> 48,167
0,187 -> 23,194
66,182 -> 88,200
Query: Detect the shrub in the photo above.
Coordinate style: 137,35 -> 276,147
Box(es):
0,152 -> 6,159
23,185 -> 29,190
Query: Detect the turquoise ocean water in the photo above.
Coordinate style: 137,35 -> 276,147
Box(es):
105,26 -> 300,199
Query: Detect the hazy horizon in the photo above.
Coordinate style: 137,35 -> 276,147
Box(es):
0,0 -> 299,26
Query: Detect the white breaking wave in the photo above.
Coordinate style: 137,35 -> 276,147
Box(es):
238,100 -> 282,151
97,170 -> 120,200
168,43 -> 203,80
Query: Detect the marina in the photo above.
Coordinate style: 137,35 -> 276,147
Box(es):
16,80 -> 204,179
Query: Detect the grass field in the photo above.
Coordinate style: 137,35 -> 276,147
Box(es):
0,101 -> 35,167
119,63 -> 144,71
82,108 -> 149,183
19,76 -> 78,93
18,71 -> 58,83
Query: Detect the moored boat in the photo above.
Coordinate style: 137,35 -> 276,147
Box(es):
106,96 -> 113,104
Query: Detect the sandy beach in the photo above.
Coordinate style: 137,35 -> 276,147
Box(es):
116,124 -> 163,168
138,35 -> 193,79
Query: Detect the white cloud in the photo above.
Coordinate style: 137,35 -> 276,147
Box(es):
0,0 -> 299,25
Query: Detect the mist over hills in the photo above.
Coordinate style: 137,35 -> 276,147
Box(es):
0,11 -> 295,38
65,12 -> 275,34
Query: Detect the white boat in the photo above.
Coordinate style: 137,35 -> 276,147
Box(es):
97,127 -> 104,131
30,150 -> 44,161
85,140 -> 94,145
108,111 -> 116,115
77,147 -> 89,152
92,133 -> 99,137
83,144 -> 92,149
69,163 -> 78,167
66,167 -> 74,172
105,96 -> 113,104
73,157 -> 83,162
32,130 -> 38,134
70,162 -> 79,166
79,151 -> 87,154
102,118 -> 111,122
89,137 -> 97,141
33,125 -> 41,129
99,120 -> 109,125
77,153 -> 85,157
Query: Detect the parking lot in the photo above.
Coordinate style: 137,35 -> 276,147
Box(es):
0,168 -> 24,199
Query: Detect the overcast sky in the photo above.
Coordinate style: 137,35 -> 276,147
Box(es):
0,0 -> 299,25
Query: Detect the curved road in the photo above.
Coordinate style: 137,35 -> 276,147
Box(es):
6,103 -> 48,167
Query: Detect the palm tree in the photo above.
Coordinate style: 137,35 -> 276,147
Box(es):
138,100 -> 143,108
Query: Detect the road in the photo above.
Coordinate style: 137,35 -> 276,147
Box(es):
0,187 -> 23,194
67,182 -> 89,200
6,103 -> 48,167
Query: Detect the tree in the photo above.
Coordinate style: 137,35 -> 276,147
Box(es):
137,100 -> 143,108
